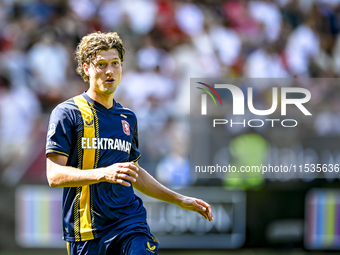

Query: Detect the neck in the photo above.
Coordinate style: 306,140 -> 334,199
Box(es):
86,89 -> 114,109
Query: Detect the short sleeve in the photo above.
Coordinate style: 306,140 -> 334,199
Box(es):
129,120 -> 141,162
46,106 -> 74,158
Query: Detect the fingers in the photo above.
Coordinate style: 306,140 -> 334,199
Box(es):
117,162 -> 139,173
106,162 -> 140,186
117,168 -> 138,179
180,196 -> 214,222
116,163 -> 139,182
195,199 -> 214,222
116,173 -> 137,183
115,178 -> 132,187
197,210 -> 208,220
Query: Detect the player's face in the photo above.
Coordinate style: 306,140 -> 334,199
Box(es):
84,48 -> 122,96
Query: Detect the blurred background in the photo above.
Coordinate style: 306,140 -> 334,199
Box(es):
1,0 -> 340,254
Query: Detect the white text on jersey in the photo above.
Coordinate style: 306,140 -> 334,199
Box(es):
81,137 -> 131,153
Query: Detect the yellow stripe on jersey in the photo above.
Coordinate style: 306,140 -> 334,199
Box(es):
73,95 -> 97,241
131,154 -> 141,162
66,241 -> 71,255
73,187 -> 81,242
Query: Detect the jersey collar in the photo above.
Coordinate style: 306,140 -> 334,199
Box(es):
82,92 -> 117,112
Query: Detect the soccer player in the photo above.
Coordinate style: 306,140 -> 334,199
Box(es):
46,31 -> 213,255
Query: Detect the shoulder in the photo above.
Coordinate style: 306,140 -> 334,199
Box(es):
52,94 -> 90,112
50,97 -> 81,121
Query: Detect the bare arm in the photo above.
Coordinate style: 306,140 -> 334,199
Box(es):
46,153 -> 139,188
132,161 -> 213,222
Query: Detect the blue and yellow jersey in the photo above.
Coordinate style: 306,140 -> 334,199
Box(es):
46,92 -> 146,242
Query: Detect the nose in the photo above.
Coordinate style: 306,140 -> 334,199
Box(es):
105,67 -> 113,75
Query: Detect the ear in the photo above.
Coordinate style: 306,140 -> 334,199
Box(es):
83,63 -> 90,77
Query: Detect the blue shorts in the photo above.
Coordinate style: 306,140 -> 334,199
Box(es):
66,226 -> 159,255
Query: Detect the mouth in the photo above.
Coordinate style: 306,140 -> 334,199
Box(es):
105,77 -> 115,84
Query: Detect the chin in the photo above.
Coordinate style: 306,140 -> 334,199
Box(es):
103,87 -> 117,94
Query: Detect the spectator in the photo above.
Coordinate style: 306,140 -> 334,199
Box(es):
249,0 -> 282,43
175,2 -> 205,37
285,15 -> 320,76
0,72 -> 41,169
27,29 -> 69,105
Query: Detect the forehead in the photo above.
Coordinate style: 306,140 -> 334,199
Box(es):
93,48 -> 120,61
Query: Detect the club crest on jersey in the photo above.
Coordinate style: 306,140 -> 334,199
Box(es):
122,120 -> 130,136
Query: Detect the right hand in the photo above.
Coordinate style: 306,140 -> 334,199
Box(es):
103,162 -> 139,187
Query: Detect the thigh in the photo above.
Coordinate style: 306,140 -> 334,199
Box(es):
117,233 -> 159,255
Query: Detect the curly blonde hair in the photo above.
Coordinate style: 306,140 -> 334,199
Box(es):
75,31 -> 125,82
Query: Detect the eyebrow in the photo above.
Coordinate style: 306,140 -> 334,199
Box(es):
94,57 -> 120,62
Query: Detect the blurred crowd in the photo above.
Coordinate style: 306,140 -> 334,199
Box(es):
1,0 -> 340,188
